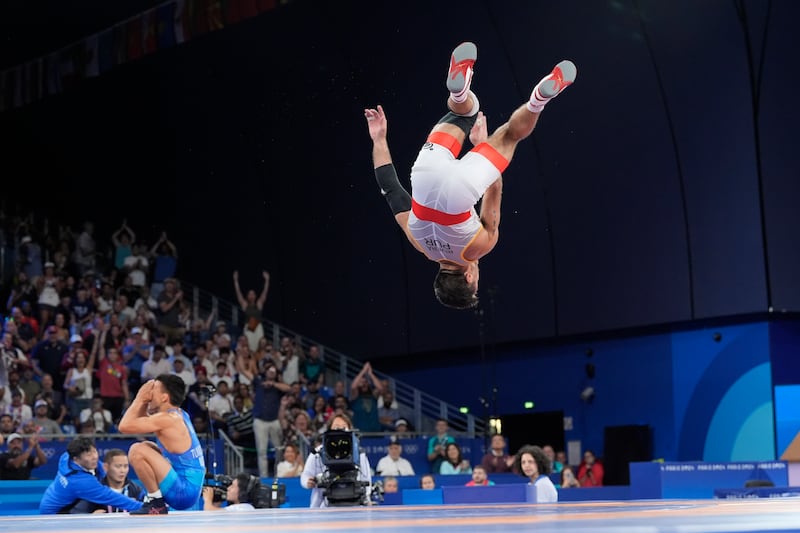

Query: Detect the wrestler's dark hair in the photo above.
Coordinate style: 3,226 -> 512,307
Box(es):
155,373 -> 187,406
434,269 -> 479,310
514,445 -> 552,478
67,436 -> 96,459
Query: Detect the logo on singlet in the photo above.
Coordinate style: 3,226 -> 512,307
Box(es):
190,444 -> 203,459
422,142 -> 434,151
424,238 -> 453,254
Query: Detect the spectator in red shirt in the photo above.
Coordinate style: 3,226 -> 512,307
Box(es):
465,465 -> 495,486
95,342 -> 129,424
577,450 -> 604,487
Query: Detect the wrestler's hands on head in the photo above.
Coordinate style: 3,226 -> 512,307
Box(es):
469,111 -> 487,146
136,380 -> 155,403
364,105 -> 388,142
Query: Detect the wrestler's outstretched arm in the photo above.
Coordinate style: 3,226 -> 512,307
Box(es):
365,105 -> 392,168
364,106 -> 425,255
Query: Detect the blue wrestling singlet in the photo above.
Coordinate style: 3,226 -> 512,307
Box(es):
155,408 -> 206,510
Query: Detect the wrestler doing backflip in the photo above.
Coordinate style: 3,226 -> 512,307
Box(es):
118,374 -> 205,514
365,42 -> 576,309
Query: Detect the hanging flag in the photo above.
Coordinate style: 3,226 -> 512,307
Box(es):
59,46 -> 77,91
127,15 -> 144,61
174,0 -> 191,44
44,53 -> 61,97
11,67 -> 22,109
0,69 -> 8,112
7,66 -> 21,110
156,2 -> 177,49
142,9 -> 158,55
19,62 -> 30,105
192,0 -> 210,35
207,0 -> 225,31
112,23 -> 128,66
84,34 -> 99,78
97,29 -> 114,74
225,0 -> 259,24
257,0 -> 277,13
27,59 -> 43,103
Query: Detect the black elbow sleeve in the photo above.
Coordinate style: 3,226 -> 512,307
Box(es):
375,163 -> 411,215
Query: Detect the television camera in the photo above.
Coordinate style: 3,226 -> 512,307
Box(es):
204,473 -> 286,509
314,429 -> 383,506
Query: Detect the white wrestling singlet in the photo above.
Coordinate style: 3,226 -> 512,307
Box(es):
407,132 -> 508,267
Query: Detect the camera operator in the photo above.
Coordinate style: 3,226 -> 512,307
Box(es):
300,413 -> 372,508
202,472 -> 263,511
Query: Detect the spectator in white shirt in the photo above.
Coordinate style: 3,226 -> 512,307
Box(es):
208,379 -> 234,431
122,244 -> 149,289
140,345 -> 173,382
171,358 -> 196,394
375,437 -> 415,476
79,396 -> 113,433
210,361 -> 233,389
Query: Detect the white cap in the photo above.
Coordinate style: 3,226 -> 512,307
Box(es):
70,334 -> 83,343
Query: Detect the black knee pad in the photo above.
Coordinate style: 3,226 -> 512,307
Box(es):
437,112 -> 478,138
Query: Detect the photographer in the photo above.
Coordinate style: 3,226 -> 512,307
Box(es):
577,449 -> 604,487
201,473 -> 262,511
300,413 -> 372,508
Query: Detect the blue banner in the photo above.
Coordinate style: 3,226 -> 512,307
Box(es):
630,461 -> 789,499
23,436 -> 483,481
24,437 -> 224,481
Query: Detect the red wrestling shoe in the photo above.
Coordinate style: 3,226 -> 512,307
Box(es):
532,60 -> 577,102
447,41 -> 478,97
130,497 -> 168,515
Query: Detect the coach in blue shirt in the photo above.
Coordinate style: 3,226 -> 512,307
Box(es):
39,437 -> 143,514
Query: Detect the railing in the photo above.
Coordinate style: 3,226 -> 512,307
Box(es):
181,279 -> 485,437
217,429 -> 244,476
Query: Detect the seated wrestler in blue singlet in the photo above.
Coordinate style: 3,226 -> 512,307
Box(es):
118,373 -> 206,514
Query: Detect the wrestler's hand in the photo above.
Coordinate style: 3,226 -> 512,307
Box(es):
469,111 -> 487,146
135,380 -> 155,402
364,105 -> 388,142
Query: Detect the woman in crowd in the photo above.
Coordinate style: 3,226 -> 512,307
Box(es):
420,474 -> 436,489
439,442 -> 472,475
561,464 -> 581,488
276,443 -> 304,478
514,444 -> 558,503
309,394 -> 333,431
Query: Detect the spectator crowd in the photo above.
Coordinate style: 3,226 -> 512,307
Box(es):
0,209 -> 603,489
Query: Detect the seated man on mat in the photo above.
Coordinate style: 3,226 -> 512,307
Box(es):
365,41 -> 576,309
118,374 -> 205,514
